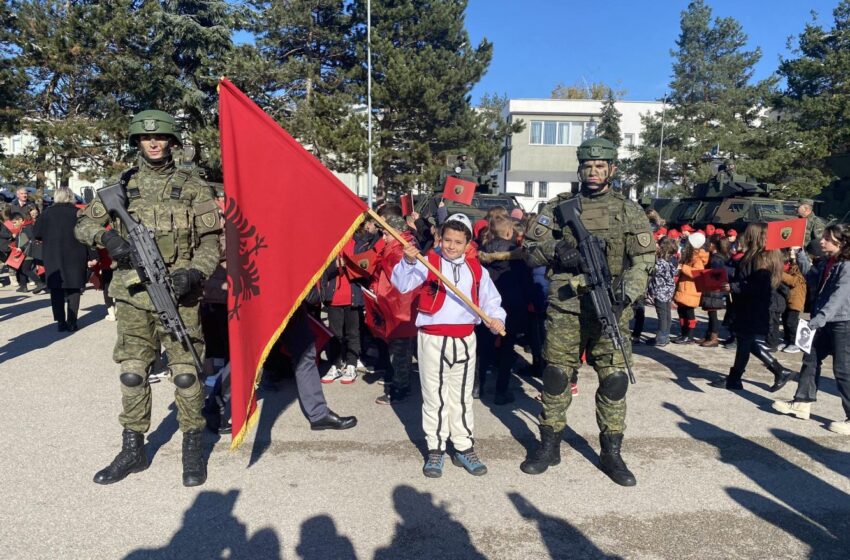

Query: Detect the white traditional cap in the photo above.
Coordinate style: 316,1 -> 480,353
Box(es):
688,231 -> 706,249
445,213 -> 473,236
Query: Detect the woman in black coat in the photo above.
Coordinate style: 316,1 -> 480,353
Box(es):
710,223 -> 793,392
33,187 -> 93,331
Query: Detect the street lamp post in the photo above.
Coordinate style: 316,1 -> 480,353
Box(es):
656,94 -> 667,199
366,0 -> 373,208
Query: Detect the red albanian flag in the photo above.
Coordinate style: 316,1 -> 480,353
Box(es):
442,176 -> 476,205
692,268 -> 728,293
400,193 -> 414,216
219,79 -> 367,450
765,218 -> 806,251
344,249 -> 378,279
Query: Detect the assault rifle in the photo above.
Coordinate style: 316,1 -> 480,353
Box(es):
554,196 -> 636,384
98,182 -> 203,374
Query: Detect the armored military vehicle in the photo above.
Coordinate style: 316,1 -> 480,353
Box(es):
815,154 -> 850,224
648,161 -> 800,230
415,154 -> 523,222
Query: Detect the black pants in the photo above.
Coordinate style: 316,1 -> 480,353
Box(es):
793,321 -> 850,418
50,288 -> 80,324
631,305 -> 646,338
101,268 -> 114,306
16,261 -> 40,286
782,309 -> 801,345
477,325 -> 515,396
767,311 -> 783,350
655,300 -> 672,342
327,305 -> 361,367
200,302 -> 229,360
730,333 -> 781,381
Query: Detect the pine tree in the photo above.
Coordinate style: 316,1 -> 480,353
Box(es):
768,1 -> 850,197
246,0 -> 365,174
352,0 -> 493,196
0,1 -> 24,138
629,0 -> 775,192
597,89 -> 621,147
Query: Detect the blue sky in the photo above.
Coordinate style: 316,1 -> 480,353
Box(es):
465,0 -> 841,103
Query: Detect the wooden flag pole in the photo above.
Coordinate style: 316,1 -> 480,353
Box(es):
367,208 -> 506,336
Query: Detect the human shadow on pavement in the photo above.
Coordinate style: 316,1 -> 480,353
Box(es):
385,385 -> 429,459
633,344 -> 723,392
0,321 -> 67,363
374,485 -> 486,560
146,403 -> 179,462
248,374 -> 299,468
296,514 -> 356,560
0,294 -> 51,320
480,375 -> 539,456
665,402 -> 850,559
122,490 -> 281,560
508,492 -> 623,559
771,428 -> 850,479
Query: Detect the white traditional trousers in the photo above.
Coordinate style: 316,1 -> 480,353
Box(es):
418,331 -> 477,452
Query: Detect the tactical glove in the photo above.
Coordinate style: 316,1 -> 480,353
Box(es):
101,230 -> 132,264
555,238 -> 582,271
171,268 -> 204,301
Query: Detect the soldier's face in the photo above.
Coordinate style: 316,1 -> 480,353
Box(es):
440,228 -> 470,260
797,204 -> 811,218
138,134 -> 172,162
579,160 -> 616,190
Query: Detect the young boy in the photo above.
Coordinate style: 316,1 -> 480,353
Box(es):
392,213 -> 506,478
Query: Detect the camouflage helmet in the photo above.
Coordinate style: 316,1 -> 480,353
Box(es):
128,110 -> 182,146
577,137 -> 617,162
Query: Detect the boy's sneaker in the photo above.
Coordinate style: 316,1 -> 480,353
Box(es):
340,364 -> 357,384
827,418 -> 850,435
782,344 -> 801,354
423,450 -> 444,478
452,447 -> 488,476
356,359 -> 372,372
105,305 -> 117,322
321,365 -> 342,384
771,399 -> 811,420
375,388 -> 409,405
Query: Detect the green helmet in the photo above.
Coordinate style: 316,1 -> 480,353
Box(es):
128,110 -> 181,146
577,137 -> 617,162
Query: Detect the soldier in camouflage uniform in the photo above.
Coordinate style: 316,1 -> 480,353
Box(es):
75,110 -> 221,487
797,198 -> 826,247
519,138 -> 655,486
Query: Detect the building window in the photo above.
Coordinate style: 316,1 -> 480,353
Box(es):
624,133 -> 635,147
524,181 -> 533,196
538,181 -> 548,199
529,120 -> 596,146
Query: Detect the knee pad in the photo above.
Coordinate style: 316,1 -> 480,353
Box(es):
119,372 -> 144,387
173,373 -> 198,389
543,365 -> 569,395
599,371 -> 629,400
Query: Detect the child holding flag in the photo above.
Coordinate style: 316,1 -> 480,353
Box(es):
392,214 -> 506,478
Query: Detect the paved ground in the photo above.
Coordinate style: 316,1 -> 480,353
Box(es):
1,283 -> 849,559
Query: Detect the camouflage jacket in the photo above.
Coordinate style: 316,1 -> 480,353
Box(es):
74,157 -> 221,310
523,188 -> 655,314
805,213 -> 826,246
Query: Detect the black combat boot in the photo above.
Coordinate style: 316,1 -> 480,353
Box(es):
93,428 -> 149,485
520,425 -> 562,475
182,430 -> 207,487
599,433 -> 636,487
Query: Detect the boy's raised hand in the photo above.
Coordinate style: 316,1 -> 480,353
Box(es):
403,244 -> 420,264
487,318 -> 506,335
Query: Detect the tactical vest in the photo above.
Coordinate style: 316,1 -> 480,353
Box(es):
417,251 -> 482,314
121,164 -> 200,269
571,191 -> 631,277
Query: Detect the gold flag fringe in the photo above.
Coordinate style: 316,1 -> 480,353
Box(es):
230,212 -> 366,451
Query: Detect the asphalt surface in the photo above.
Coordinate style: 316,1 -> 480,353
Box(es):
1,282 -> 849,560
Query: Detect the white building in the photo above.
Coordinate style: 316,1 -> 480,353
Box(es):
499,98 -> 664,211
0,131 -> 104,194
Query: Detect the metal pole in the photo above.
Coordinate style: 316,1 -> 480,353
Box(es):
656,94 -> 666,198
367,0 -> 373,209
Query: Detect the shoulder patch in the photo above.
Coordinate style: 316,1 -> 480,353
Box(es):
637,232 -> 652,247
537,215 -> 552,227
201,212 -> 217,229
90,200 -> 107,219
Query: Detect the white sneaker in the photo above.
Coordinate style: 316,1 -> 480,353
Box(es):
321,365 -> 341,384
771,399 -> 811,420
827,419 -> 850,435
340,364 -> 358,384
105,305 -> 117,322
781,344 -> 800,354
356,359 -> 370,372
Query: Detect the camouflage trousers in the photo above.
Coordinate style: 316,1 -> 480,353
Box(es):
540,305 -> 633,434
113,300 -> 206,433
